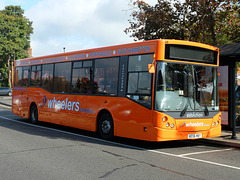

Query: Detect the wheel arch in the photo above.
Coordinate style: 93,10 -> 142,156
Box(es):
29,102 -> 38,118
96,109 -> 114,132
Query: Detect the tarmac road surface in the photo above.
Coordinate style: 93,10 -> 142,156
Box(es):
0,104 -> 240,180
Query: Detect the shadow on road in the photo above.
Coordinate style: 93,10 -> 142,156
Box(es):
0,112 -> 221,151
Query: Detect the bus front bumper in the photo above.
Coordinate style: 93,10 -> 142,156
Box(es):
151,126 -> 221,142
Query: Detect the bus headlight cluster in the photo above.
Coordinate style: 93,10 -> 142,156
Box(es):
165,122 -> 175,128
212,121 -> 220,126
162,116 -> 175,129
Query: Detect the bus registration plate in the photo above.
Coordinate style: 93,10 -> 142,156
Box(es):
188,133 -> 202,139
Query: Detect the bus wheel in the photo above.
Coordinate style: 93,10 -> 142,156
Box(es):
30,104 -> 38,124
98,113 -> 114,140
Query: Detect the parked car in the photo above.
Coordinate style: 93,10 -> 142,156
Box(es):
0,87 -> 12,96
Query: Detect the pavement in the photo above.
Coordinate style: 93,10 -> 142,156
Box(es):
0,96 -> 239,148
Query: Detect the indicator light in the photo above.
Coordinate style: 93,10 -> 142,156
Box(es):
218,115 -> 222,121
166,123 -> 170,127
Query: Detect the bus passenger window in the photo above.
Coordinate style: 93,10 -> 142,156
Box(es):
31,65 -> 41,86
15,67 -> 23,86
53,62 -> 71,93
72,68 -> 91,94
42,64 -> 53,92
94,57 -> 119,96
126,54 -> 153,109
22,66 -> 30,87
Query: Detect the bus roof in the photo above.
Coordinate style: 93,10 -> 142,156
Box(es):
15,39 -> 219,67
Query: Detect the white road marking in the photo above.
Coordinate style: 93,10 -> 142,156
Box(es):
178,148 -> 234,157
148,149 -> 240,170
1,115 -> 240,171
0,104 -> 11,109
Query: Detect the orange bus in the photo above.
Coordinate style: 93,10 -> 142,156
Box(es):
12,39 -> 221,141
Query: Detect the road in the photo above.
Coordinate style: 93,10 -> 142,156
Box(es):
0,103 -> 240,180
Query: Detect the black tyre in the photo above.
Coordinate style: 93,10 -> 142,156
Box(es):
98,113 -> 114,140
30,104 -> 38,124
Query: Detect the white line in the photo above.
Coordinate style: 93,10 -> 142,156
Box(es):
0,104 -> 11,109
180,156 -> 240,170
178,148 -> 234,157
1,115 -> 240,171
145,149 -> 240,170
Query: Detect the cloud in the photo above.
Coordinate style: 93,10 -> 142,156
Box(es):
26,0 -> 158,56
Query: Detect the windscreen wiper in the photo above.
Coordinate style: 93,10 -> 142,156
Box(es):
180,102 -> 188,117
180,97 -> 190,117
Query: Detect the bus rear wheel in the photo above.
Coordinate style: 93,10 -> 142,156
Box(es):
30,104 -> 38,124
98,113 -> 114,140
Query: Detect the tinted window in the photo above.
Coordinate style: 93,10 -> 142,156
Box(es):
127,54 -> 153,109
31,65 -> 41,86
22,66 -> 30,87
128,54 -> 153,71
42,64 -> 53,91
127,72 -> 151,94
53,62 -> 71,93
15,67 -> 23,86
94,57 -> 119,95
72,68 -> 92,94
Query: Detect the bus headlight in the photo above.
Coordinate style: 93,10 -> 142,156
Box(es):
162,116 -> 168,122
166,123 -> 170,127
171,124 -> 175,128
213,122 -> 216,126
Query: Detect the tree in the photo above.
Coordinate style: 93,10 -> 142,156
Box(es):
215,2 -> 240,44
124,0 -> 181,41
125,0 -> 240,45
0,6 -> 33,87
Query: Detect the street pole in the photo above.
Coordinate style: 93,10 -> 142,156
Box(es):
231,60 -> 237,139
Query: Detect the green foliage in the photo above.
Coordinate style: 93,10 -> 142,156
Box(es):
0,5 -> 33,87
216,2 -> 240,45
125,0 -> 181,41
126,0 -> 240,45
0,64 -> 8,87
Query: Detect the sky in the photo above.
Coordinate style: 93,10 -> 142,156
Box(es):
0,0 -> 158,57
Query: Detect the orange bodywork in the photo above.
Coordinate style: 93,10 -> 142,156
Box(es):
12,39 -> 221,141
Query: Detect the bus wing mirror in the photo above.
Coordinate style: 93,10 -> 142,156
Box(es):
148,64 -> 155,73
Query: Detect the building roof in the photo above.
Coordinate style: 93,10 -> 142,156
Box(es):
217,43 -> 240,57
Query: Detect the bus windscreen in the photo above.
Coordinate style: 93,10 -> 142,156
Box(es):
165,44 -> 218,65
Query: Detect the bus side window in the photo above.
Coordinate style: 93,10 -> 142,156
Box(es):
22,66 -> 30,87
31,65 -> 41,87
126,54 -> 153,109
53,62 -> 72,93
15,67 -> 23,86
94,57 -> 119,96
42,64 -> 54,92
71,61 -> 93,94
